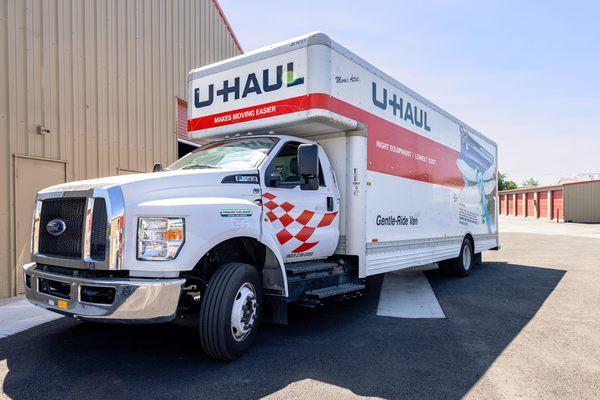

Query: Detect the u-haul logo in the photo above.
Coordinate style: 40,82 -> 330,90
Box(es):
194,62 -> 305,109
372,81 -> 431,132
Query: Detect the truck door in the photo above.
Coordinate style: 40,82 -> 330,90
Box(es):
261,141 -> 340,262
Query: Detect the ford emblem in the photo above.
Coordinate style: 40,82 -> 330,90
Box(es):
46,219 -> 67,236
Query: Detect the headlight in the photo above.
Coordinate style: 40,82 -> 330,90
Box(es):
137,217 -> 184,261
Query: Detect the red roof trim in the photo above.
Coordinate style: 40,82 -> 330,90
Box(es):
212,0 -> 243,53
500,178 -> 600,194
499,184 -> 564,195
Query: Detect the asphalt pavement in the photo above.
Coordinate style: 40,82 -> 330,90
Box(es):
1,217 -> 599,399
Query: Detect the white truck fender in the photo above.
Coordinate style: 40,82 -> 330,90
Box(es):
195,228 -> 288,297
258,231 -> 289,296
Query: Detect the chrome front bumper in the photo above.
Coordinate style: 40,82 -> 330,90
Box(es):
23,263 -> 185,323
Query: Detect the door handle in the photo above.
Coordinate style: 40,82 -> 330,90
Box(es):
326,197 -> 334,212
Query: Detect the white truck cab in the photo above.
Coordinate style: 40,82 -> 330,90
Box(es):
24,33 -> 498,360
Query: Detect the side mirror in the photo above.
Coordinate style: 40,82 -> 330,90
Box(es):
298,144 -> 319,176
153,162 -> 163,173
298,144 -> 319,191
267,171 -> 282,187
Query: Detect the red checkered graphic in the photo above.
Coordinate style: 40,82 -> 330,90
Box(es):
262,192 -> 338,253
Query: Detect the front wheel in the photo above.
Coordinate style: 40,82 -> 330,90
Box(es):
199,262 -> 261,361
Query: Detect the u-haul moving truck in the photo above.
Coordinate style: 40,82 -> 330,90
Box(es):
24,32 -> 498,360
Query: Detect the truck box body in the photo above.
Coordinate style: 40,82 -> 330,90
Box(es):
188,32 -> 499,277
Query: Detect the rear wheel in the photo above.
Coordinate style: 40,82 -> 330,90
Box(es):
439,238 -> 473,277
199,262 -> 261,361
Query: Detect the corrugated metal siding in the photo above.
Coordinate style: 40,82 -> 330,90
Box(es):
564,181 -> 600,223
499,195 -> 506,215
0,0 -> 241,298
507,195 -> 514,215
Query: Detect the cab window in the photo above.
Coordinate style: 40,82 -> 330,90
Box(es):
167,137 -> 279,170
265,142 -> 325,188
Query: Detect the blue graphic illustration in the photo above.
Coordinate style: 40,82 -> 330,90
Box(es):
456,127 -> 496,232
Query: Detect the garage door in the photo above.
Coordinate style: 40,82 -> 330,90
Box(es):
177,98 -> 188,141
551,190 -> 564,220
538,192 -> 548,218
177,98 -> 201,158
507,195 -> 514,215
500,195 -> 506,215
14,156 -> 66,293
526,192 -> 535,217
516,194 -> 524,216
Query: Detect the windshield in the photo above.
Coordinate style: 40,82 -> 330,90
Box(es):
168,137 -> 279,171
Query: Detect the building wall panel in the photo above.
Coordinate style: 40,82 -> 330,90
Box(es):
0,0 -> 241,298
564,181 -> 600,223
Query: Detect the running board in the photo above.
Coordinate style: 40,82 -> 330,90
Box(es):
304,283 -> 365,299
285,260 -> 339,275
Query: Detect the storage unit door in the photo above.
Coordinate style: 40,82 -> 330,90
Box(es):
507,195 -> 514,215
538,192 -> 548,218
516,195 -> 524,216
500,195 -> 506,215
526,193 -> 535,217
551,190 -> 564,220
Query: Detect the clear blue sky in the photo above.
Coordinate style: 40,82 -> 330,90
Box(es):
219,0 -> 599,185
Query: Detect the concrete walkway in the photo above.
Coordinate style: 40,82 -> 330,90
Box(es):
0,295 -> 62,338
500,215 -> 600,239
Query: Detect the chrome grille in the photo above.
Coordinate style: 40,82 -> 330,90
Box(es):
38,198 -> 86,258
32,187 -> 124,270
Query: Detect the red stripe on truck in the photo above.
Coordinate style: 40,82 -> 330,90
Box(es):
187,95 -> 324,131
188,94 -> 464,189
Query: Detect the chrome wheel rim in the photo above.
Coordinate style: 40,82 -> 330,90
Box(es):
230,282 -> 257,342
462,245 -> 472,270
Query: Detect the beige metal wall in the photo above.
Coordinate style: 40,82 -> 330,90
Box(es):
564,181 -> 600,223
0,0 -> 241,298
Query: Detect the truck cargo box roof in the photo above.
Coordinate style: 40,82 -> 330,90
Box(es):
188,31 -> 494,147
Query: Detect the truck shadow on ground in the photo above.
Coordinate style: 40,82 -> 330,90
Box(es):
0,261 -> 564,400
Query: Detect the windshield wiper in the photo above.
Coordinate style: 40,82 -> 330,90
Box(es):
181,164 -> 219,170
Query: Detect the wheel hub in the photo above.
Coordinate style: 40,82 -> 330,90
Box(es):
463,245 -> 472,270
231,283 -> 257,342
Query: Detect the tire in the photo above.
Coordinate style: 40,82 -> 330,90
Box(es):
438,238 -> 473,277
199,262 -> 261,361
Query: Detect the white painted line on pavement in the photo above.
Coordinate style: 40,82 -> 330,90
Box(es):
0,296 -> 62,338
377,270 -> 445,319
